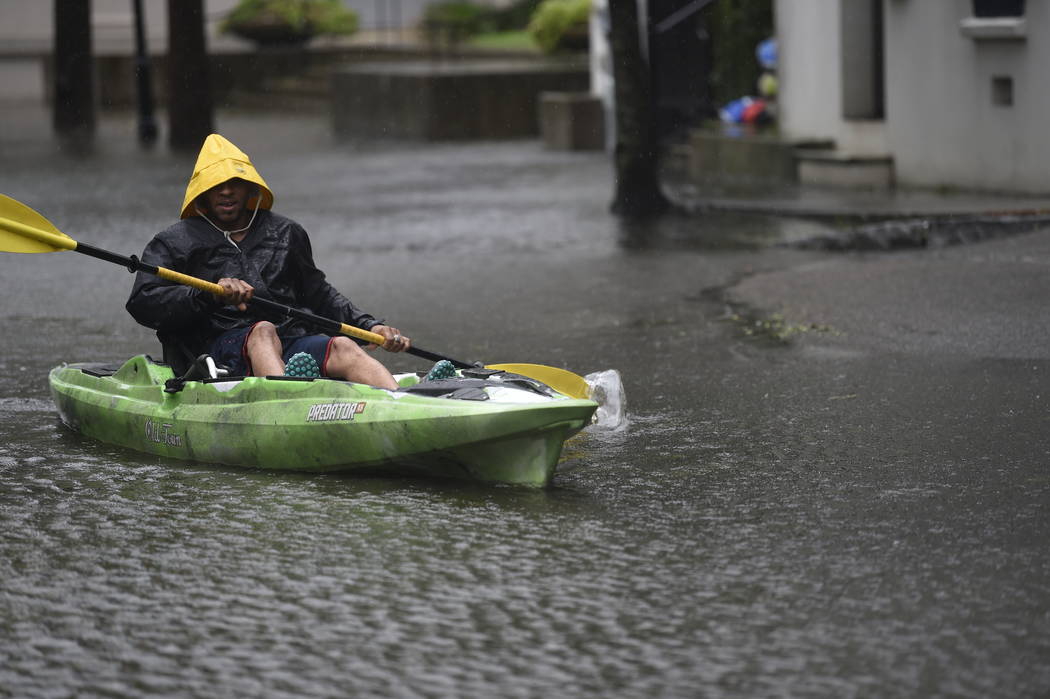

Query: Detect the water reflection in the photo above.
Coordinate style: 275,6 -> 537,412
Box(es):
616,209 -> 835,251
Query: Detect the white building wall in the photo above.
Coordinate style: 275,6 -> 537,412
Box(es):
774,0 -> 842,142
777,0 -> 1050,193
884,0 -> 1050,192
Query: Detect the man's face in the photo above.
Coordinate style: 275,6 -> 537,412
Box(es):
202,178 -> 253,228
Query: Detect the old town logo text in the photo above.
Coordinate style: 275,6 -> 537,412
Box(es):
307,402 -> 367,422
145,418 -> 183,447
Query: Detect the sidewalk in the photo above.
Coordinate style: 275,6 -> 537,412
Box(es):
676,174 -> 1050,362
652,137 -> 1050,361
730,225 -> 1050,358
663,146 -> 1050,220
661,150 -> 1050,251
672,179 -> 1050,220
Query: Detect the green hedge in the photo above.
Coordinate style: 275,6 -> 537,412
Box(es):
527,0 -> 590,54
221,0 -> 358,37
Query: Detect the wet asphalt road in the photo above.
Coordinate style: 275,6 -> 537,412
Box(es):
1,109 -> 1048,697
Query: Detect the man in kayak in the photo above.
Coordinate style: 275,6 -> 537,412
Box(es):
126,133 -> 410,389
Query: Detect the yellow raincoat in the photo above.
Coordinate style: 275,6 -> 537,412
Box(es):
180,134 -> 274,219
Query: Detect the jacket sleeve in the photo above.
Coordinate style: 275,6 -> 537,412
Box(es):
125,235 -> 223,332
290,226 -> 380,331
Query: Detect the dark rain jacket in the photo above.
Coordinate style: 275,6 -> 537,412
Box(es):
126,210 -> 379,371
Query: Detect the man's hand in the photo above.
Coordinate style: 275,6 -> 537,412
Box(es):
370,324 -> 411,353
216,277 -> 254,311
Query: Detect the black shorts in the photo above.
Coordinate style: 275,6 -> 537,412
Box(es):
208,322 -> 335,376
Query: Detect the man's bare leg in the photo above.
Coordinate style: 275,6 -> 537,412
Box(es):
324,336 -> 398,389
244,321 -> 285,376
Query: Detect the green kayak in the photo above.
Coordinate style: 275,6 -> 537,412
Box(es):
49,355 -> 598,487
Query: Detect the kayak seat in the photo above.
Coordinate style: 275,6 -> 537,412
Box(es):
164,354 -> 229,393
160,339 -> 199,377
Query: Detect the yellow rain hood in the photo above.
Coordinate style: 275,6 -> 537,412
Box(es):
180,134 -> 274,219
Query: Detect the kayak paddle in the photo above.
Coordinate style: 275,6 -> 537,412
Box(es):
0,194 -> 590,398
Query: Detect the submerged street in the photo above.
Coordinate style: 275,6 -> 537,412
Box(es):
1,109 -> 1048,697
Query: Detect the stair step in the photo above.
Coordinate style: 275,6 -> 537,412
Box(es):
796,150 -> 894,189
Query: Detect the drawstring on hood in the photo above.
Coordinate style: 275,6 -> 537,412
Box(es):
195,190 -> 263,247
180,134 -> 274,221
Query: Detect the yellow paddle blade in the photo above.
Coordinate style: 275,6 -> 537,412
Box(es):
0,194 -> 77,253
487,363 -> 591,400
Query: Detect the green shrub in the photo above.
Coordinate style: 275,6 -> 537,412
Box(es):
488,0 -> 544,31
221,0 -> 358,39
527,0 -> 590,54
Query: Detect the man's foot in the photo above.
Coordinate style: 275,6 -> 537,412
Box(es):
284,352 -> 321,378
424,359 -> 457,381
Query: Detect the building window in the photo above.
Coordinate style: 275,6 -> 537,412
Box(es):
960,0 -> 1027,40
992,76 -> 1014,106
973,0 -> 1025,17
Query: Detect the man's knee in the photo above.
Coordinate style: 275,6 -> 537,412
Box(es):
247,321 -> 280,350
252,321 -> 278,337
329,336 -> 366,361
326,335 -> 396,389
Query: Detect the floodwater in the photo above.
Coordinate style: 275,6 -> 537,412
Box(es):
1,111 -> 1048,697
